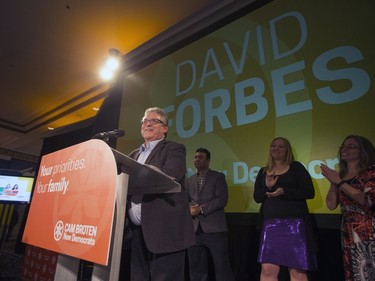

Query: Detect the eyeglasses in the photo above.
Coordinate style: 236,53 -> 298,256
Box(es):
141,118 -> 165,126
339,145 -> 360,150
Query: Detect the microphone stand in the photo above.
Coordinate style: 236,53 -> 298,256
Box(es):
91,129 -> 125,143
92,135 -> 110,143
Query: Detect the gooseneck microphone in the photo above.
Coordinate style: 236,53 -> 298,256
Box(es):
92,129 -> 125,140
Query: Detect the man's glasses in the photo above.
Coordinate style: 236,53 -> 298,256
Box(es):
141,118 -> 165,126
339,145 -> 360,150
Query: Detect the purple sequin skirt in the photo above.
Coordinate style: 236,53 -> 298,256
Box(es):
258,218 -> 317,271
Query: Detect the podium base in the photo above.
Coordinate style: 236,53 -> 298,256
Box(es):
54,254 -> 79,281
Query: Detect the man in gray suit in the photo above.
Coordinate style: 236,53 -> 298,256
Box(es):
186,148 -> 235,281
127,107 -> 195,281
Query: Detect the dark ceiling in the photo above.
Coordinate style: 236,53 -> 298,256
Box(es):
0,0 -> 229,160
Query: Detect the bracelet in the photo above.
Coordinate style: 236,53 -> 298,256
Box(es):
336,180 -> 346,188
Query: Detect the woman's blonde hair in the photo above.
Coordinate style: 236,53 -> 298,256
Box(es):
264,137 -> 294,173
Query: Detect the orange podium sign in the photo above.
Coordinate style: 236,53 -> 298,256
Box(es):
23,139 -> 117,266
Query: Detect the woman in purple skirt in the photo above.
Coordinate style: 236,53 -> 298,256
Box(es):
254,137 -> 317,281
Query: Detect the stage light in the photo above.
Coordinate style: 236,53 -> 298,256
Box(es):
105,57 -> 120,71
99,48 -> 123,81
100,68 -> 115,81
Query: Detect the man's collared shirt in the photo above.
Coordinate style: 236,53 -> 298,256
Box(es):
197,169 -> 209,193
128,138 -> 164,226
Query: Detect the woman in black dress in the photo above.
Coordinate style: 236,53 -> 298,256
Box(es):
254,137 -> 317,281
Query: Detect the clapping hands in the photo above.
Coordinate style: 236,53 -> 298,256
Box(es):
265,172 -> 284,197
320,164 -> 340,184
265,172 -> 278,189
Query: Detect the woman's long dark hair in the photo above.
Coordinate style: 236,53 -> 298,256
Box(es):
338,135 -> 375,177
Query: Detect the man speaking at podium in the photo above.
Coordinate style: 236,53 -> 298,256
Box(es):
127,107 -> 195,281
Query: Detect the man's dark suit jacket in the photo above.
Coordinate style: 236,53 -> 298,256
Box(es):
186,169 -> 229,233
129,139 -> 195,253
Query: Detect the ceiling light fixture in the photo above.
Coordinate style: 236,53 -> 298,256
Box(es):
99,48 -> 123,81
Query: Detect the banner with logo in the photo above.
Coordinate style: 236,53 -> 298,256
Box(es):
116,0 -> 375,214
22,139 -> 118,265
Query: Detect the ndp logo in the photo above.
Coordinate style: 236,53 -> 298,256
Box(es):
54,220 -> 64,241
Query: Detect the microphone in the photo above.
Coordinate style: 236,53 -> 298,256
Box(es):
92,129 -> 125,140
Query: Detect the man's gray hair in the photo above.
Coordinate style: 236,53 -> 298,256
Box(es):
144,107 -> 168,125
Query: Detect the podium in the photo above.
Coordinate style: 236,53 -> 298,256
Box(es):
22,140 -> 181,281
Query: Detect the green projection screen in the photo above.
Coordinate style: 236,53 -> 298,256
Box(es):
116,0 -> 375,214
